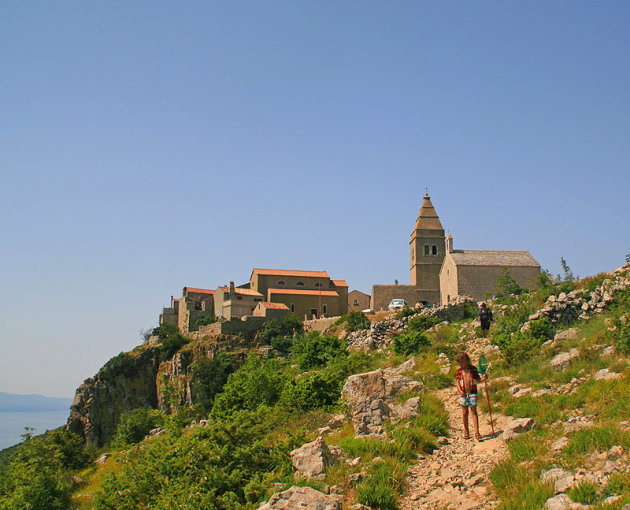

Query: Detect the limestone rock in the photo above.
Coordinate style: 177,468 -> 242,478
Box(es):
541,468 -> 572,484
594,368 -> 622,381
544,494 -> 573,509
342,369 -> 424,436
290,437 -> 334,478
258,486 -> 342,510
550,349 -> 580,371
95,453 -> 111,465
554,474 -> 576,493
503,417 -> 536,441
551,437 -> 569,452
391,396 -> 422,420
532,388 -> 553,398
327,414 -> 346,429
554,328 -> 579,343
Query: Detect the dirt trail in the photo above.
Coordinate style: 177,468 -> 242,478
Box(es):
399,384 -> 509,510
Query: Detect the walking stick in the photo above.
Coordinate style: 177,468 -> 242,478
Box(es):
478,355 -> 495,437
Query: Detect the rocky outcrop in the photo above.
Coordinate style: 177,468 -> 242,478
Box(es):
342,367 -> 424,436
258,486 -> 342,510
290,437 -> 334,478
502,417 -> 536,441
67,347 -> 161,446
550,349 -> 580,371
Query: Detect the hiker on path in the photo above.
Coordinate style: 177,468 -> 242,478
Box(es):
455,351 -> 486,440
478,303 -> 493,337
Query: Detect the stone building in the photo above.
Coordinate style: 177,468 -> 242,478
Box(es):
160,287 -> 216,332
371,192 -> 540,310
253,301 -> 291,319
348,290 -> 371,312
440,235 -> 540,303
214,281 -> 264,319
250,268 -> 348,319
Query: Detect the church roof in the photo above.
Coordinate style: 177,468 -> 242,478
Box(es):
448,250 -> 540,267
413,193 -> 444,232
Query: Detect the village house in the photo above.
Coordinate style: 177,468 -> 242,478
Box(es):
348,290 -> 371,312
160,286 -> 216,332
249,268 -> 348,319
214,281 -> 264,319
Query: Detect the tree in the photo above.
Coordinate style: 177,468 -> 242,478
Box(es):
494,268 -> 526,296
558,257 -> 576,282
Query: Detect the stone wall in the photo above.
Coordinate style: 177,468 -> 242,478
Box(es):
456,265 -> 539,302
304,316 -> 341,332
371,284 -> 422,311
196,316 -> 267,340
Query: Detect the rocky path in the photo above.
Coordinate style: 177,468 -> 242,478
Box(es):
399,385 -> 509,510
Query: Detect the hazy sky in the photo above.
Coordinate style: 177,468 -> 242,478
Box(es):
1,2 -> 629,397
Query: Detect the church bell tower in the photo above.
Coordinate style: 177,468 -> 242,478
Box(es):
410,192 -> 445,303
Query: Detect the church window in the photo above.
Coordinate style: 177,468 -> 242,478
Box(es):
322,304 -> 327,314
432,245 -> 438,255
296,281 -> 304,286
353,298 -> 359,305
277,280 -> 286,286
424,245 -> 430,255
290,303 -> 295,312
315,282 -> 322,288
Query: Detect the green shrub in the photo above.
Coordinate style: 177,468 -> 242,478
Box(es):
529,317 -> 554,341
280,373 -> 341,411
153,322 -> 180,339
335,311 -> 371,332
392,330 -> 430,356
261,315 -> 303,355
292,331 -> 347,369
495,268 -> 526,297
407,315 -> 439,332
98,352 -> 137,380
190,353 -> 236,413
567,481 -> 599,504
159,333 -> 191,361
112,408 -> 164,447
212,355 -> 288,416
94,410 -> 296,510
396,307 -> 417,319
357,462 -> 401,510
501,332 -> 541,366
0,430 -> 88,509
193,315 -> 217,330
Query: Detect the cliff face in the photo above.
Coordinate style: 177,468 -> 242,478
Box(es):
67,347 -> 162,447
66,334 -> 262,446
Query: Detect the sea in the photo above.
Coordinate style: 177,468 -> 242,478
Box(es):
0,410 -> 70,450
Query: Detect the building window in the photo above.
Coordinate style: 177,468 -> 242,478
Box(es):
424,245 -> 430,255
353,298 -> 359,305
236,295 -> 242,300
315,282 -> 322,288
277,280 -> 286,286
322,304 -> 327,314
296,281 -> 304,286
432,245 -> 438,255
290,303 -> 295,312
411,247 -> 414,259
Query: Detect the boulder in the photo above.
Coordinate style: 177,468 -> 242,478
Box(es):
544,494 -> 573,510
554,328 -> 579,343
290,437 -> 334,478
258,486 -> 342,510
391,396 -> 422,420
550,349 -> 580,371
541,468 -> 572,484
342,369 -> 424,436
550,437 -> 569,452
594,368 -> 622,381
503,417 -> 536,441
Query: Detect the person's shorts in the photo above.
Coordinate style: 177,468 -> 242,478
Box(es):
459,393 -> 477,407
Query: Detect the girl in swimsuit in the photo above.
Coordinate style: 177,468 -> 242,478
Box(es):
454,351 -> 486,440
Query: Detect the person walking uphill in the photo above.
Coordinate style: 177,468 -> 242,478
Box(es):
478,303 -> 493,337
455,351 -> 486,440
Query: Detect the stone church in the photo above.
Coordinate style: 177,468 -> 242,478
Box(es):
371,193 -> 540,310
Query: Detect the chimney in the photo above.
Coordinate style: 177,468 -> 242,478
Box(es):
229,281 -> 236,296
446,234 -> 454,253
394,279 -> 398,285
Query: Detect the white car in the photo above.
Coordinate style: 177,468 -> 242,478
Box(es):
388,299 -> 408,310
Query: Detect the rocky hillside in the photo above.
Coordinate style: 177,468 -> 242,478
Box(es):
2,261 -> 629,510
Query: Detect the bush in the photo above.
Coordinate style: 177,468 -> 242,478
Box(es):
501,332 -> 541,366
98,352 -> 137,381
261,315 -> 303,355
0,429 -> 89,509
335,311 -> 370,332
392,330 -> 431,356
495,268 -> 526,297
159,333 -> 191,361
153,322 -> 180,339
357,462 -> 398,510
529,317 -> 554,341
193,315 -> 217,330
396,307 -> 417,320
292,331 -> 347,369
112,408 -> 164,447
407,315 -> 439,332
190,353 -> 236,413
280,373 -> 341,411
212,355 -> 289,416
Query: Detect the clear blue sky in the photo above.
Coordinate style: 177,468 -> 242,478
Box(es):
1,2 -> 628,397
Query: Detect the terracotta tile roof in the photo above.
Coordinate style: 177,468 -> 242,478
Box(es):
332,280 -> 348,287
448,250 -> 540,267
218,286 -> 263,297
258,302 -> 290,310
251,268 -> 330,278
268,288 -> 339,297
183,287 -> 215,295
